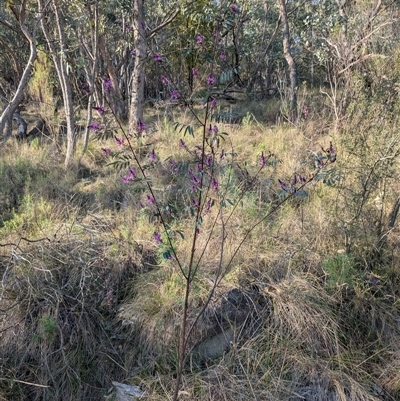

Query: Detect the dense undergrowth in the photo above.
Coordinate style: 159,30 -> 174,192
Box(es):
1,90 -> 400,400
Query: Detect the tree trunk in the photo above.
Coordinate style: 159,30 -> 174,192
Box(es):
129,0 -> 146,137
38,0 -> 76,168
0,9 -> 38,137
98,36 -> 127,121
277,0 -> 298,120
80,0 -> 99,153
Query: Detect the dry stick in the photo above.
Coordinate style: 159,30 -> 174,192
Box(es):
0,378 -> 50,388
172,99 -> 212,401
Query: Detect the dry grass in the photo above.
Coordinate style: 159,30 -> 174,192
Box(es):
1,95 -> 400,400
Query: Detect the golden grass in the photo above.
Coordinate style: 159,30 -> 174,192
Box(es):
1,97 -> 400,400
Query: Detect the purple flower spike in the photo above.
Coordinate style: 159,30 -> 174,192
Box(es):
329,141 -> 336,162
153,232 -> 162,243
210,98 -> 217,108
122,175 -> 132,184
149,149 -> 157,162
220,52 -> 226,60
102,148 -> 111,156
170,89 -> 180,99
129,168 -> 137,180
231,3 -> 239,13
115,136 -> 124,146
154,53 -> 162,62
88,122 -> 103,131
211,178 -> 219,192
196,34 -> 204,44
208,125 -> 218,135
192,68 -> 198,78
179,139 -> 186,149
137,119 -> 147,132
278,179 -> 288,191
146,194 -> 155,205
260,152 -> 266,167
205,198 -> 212,213
103,77 -> 112,91
161,75 -> 169,85
93,105 -> 106,115
207,74 -> 216,86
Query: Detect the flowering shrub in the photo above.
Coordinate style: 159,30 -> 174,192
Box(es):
89,4 -> 340,399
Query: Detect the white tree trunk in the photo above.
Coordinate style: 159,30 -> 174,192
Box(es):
38,0 -> 76,168
0,9 -> 38,137
129,0 -> 146,137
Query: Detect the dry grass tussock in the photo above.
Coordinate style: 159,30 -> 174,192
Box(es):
1,97 -> 400,400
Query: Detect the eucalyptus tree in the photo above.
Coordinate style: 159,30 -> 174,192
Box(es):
293,0 -> 399,116
128,0 -> 179,137
0,0 -> 40,138
38,0 -> 76,168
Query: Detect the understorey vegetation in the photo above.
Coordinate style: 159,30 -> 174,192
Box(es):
1,1 -> 400,400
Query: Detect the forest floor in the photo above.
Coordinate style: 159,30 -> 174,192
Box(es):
1,96 -> 400,400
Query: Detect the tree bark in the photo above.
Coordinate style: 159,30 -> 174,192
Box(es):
0,5 -> 38,137
80,0 -> 99,153
277,0 -> 298,120
98,35 -> 127,122
38,0 -> 76,168
129,0 -> 146,137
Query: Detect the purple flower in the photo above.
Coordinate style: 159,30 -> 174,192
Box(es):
170,89 -> 180,99
122,175 -> 133,184
329,142 -> 336,162
179,139 -> 186,148
88,122 -> 103,131
192,199 -> 199,207
137,119 -> 147,131
169,159 -> 178,174
211,178 -> 219,192
154,53 -> 162,62
210,98 -> 217,108
302,106 -> 309,120
260,151 -> 266,167
212,28 -> 218,37
278,179 -> 288,191
231,3 -> 239,13
129,168 -> 137,180
207,74 -> 216,86
93,105 -> 106,115
208,125 -> 218,135
205,198 -> 212,213
122,167 -> 137,184
149,149 -> 157,162
220,52 -> 226,60
153,232 -> 162,243
196,34 -> 204,44
206,155 -> 213,166
146,194 -> 155,205
115,136 -> 124,146
131,49 -> 137,56
191,175 -> 201,186
192,68 -> 198,78
103,77 -> 112,91
161,75 -> 169,85
102,148 -> 111,156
